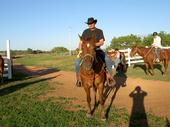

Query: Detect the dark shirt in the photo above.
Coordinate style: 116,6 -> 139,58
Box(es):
82,28 -> 105,48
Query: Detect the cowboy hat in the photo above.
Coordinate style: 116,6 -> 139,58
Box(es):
85,17 -> 97,24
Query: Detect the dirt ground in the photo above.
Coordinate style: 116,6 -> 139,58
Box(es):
14,65 -> 170,119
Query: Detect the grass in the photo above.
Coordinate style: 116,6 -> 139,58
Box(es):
15,53 -> 170,81
127,63 -> 170,81
15,53 -> 77,71
0,67 -> 167,126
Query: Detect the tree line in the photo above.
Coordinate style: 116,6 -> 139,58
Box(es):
107,31 -> 170,50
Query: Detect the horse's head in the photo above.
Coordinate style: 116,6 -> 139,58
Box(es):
130,46 -> 138,57
79,36 -> 96,71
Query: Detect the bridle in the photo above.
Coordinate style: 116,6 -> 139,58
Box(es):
131,47 -> 138,56
80,53 -> 94,66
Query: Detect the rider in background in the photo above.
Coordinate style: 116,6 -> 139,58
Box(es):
151,32 -> 162,63
113,48 -> 121,70
75,17 -> 113,87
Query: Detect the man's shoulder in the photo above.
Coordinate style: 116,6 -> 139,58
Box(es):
83,28 -> 91,33
95,28 -> 103,32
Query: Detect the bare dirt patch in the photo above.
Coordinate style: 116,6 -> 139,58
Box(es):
14,65 -> 170,119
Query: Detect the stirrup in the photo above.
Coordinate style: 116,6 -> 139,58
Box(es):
107,78 -> 116,87
155,58 -> 160,63
76,80 -> 82,87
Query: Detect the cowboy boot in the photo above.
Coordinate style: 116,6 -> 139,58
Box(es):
76,75 -> 82,87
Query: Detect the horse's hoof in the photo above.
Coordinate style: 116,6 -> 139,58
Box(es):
86,113 -> 92,118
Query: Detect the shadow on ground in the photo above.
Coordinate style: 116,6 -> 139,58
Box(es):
133,63 -> 163,75
129,86 -> 148,127
0,65 -> 61,96
104,70 -> 127,119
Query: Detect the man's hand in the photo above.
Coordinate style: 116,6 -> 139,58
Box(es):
77,50 -> 82,58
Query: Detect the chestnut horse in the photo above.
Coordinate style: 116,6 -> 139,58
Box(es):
78,34 -> 106,120
0,55 -> 4,83
130,46 -> 170,76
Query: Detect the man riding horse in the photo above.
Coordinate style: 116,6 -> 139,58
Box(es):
75,17 -> 114,87
152,32 -> 162,63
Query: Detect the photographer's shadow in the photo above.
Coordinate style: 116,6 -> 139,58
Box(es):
104,71 -> 127,119
129,86 -> 148,127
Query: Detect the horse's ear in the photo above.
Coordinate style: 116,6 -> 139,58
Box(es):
78,34 -> 82,41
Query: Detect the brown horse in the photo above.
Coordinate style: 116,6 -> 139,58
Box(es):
78,34 -> 106,120
130,46 -> 170,76
0,55 -> 4,83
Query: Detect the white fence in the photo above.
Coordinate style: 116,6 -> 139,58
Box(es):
115,46 -> 170,67
1,40 -> 12,79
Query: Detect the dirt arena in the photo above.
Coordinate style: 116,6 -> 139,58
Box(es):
15,65 -> 170,119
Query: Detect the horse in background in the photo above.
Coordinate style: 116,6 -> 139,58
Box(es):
107,50 -> 127,72
0,55 -> 4,83
78,33 -> 107,120
130,46 -> 170,76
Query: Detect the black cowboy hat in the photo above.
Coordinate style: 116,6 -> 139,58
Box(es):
85,17 -> 97,24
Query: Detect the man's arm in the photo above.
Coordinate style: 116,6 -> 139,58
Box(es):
95,38 -> 104,47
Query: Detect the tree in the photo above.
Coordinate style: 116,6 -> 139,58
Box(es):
143,31 -> 170,47
107,31 -> 170,50
107,34 -> 142,50
27,48 -> 33,54
159,31 -> 170,46
51,47 -> 69,53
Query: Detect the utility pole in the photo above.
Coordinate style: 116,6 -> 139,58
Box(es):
68,27 -> 72,56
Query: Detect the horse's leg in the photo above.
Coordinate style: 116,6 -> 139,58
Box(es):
145,63 -> 149,76
161,59 -> 165,75
93,86 -> 97,107
163,59 -> 168,75
84,86 -> 92,117
0,72 -> 3,83
98,83 -> 106,121
91,86 -> 97,114
150,62 -> 154,76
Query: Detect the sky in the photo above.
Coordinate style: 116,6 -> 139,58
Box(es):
0,0 -> 170,51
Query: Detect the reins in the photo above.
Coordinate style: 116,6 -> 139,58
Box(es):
80,54 -> 94,66
144,47 -> 154,58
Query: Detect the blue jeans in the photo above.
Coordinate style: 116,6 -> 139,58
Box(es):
105,54 -> 113,74
114,58 -> 121,66
155,48 -> 161,59
75,52 -> 113,79
75,58 -> 81,78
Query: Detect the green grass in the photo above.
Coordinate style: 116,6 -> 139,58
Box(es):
15,53 -> 77,71
0,68 -> 167,126
15,53 -> 170,81
127,63 -> 170,81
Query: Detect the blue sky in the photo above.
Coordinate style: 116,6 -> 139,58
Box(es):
0,0 -> 170,51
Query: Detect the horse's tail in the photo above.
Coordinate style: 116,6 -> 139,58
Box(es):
167,49 -> 170,60
162,49 -> 170,61
120,52 -> 127,72
120,52 -> 126,65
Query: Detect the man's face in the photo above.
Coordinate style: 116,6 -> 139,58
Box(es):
88,23 -> 95,29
